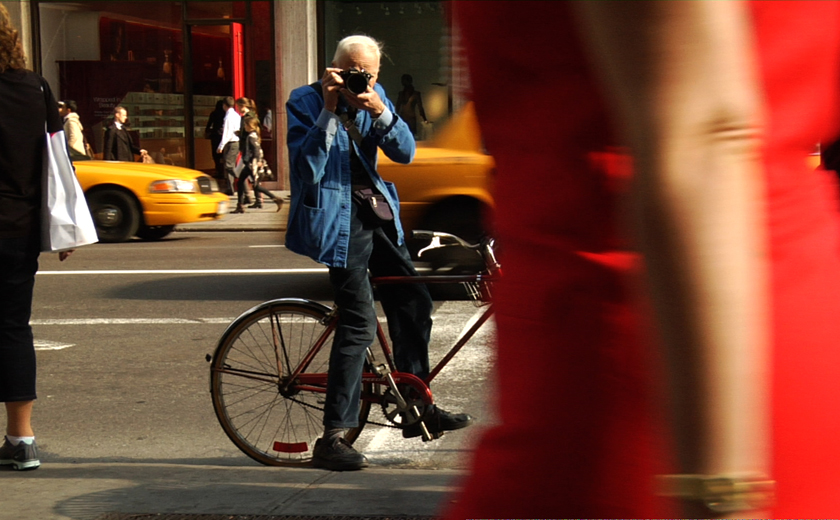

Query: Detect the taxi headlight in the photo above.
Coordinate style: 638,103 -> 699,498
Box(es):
149,179 -> 196,193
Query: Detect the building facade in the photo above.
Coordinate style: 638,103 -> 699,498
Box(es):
2,0 -> 463,190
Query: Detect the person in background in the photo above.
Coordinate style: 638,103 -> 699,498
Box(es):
285,34 -> 472,472
241,115 -> 283,212
57,100 -> 87,160
232,97 -> 256,213
103,105 -> 147,162
217,96 -> 240,198
0,3 -> 74,472
260,101 -> 273,137
395,74 -> 428,138
204,99 -> 227,187
232,97 -> 256,211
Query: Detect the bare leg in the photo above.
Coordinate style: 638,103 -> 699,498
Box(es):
5,401 -> 34,437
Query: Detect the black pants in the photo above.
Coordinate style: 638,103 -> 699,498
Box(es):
236,168 -> 251,207
222,141 -> 239,194
251,174 -> 274,202
0,235 -> 40,402
324,202 -> 433,428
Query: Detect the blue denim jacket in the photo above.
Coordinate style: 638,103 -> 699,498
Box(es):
285,81 -> 415,267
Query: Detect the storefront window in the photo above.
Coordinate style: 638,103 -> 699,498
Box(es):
322,0 -> 450,141
36,0 -> 274,180
186,2 -> 246,21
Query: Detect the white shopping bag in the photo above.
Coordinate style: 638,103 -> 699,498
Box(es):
41,129 -> 98,252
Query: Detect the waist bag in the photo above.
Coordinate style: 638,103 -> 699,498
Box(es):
353,187 -> 394,224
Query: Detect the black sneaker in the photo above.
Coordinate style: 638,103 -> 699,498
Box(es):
402,405 -> 474,439
0,438 -> 40,471
312,437 -> 368,471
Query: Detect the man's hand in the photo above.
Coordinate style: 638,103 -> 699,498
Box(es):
322,67 -> 386,118
321,67 -> 344,113
342,88 -> 386,119
59,250 -> 74,261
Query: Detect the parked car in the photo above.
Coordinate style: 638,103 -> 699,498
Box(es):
73,160 -> 229,243
378,102 -> 495,266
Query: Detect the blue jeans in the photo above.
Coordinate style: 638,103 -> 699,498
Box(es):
0,235 -> 40,403
324,202 -> 433,428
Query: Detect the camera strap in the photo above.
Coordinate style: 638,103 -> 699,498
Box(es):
338,111 -> 365,145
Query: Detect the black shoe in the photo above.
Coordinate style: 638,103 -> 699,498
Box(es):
402,405 -> 473,439
312,437 -> 368,471
248,202 -> 262,209
243,196 -> 252,205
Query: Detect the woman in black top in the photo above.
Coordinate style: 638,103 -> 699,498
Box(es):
0,4 -> 72,471
233,97 -> 256,212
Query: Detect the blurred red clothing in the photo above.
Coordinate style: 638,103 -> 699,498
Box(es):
447,1 -> 840,517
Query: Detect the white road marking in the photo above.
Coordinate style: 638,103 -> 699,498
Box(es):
34,339 -> 74,350
36,268 -> 327,275
31,318 -> 235,325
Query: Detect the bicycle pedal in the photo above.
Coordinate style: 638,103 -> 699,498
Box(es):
422,431 -> 444,443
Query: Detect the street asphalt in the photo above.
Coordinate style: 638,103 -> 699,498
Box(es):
0,194 -> 468,520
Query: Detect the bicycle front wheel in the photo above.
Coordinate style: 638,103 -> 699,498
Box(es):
210,299 -> 372,466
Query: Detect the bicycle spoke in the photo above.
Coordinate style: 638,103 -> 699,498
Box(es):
210,302 -> 370,466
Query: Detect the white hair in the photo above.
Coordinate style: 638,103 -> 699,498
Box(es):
332,35 -> 383,64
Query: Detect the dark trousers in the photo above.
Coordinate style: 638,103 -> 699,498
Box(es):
222,141 -> 239,194
0,236 -> 40,402
236,168 -> 251,207
211,138 -> 224,179
324,202 -> 433,428
251,175 -> 274,202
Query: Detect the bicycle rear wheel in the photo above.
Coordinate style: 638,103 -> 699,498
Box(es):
210,299 -> 372,466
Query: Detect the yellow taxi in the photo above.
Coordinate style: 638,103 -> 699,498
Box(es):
73,160 -> 229,242
378,102 -> 495,246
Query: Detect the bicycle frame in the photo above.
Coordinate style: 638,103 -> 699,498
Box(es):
371,273 -> 496,383
273,271 -> 496,400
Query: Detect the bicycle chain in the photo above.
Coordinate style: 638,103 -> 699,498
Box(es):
282,394 -> 400,429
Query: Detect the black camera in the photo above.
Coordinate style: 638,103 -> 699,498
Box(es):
339,68 -> 373,95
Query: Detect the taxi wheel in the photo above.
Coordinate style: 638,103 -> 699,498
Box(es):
87,190 -> 140,243
137,225 -> 175,241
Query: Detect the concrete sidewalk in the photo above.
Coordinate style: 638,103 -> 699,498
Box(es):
175,192 -> 290,233
2,462 -> 462,520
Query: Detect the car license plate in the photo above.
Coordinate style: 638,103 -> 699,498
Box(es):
217,200 -> 229,215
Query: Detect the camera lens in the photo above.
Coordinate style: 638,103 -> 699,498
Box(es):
341,70 -> 368,95
345,73 -> 369,95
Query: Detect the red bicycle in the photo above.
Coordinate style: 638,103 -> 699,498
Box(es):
208,231 -> 500,466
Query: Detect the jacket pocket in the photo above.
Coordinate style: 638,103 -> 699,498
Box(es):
303,203 -> 325,250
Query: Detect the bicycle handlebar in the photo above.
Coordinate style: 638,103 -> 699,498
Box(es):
412,230 -> 500,274
412,230 -> 480,250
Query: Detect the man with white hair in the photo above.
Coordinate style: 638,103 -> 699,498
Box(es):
285,35 -> 473,471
